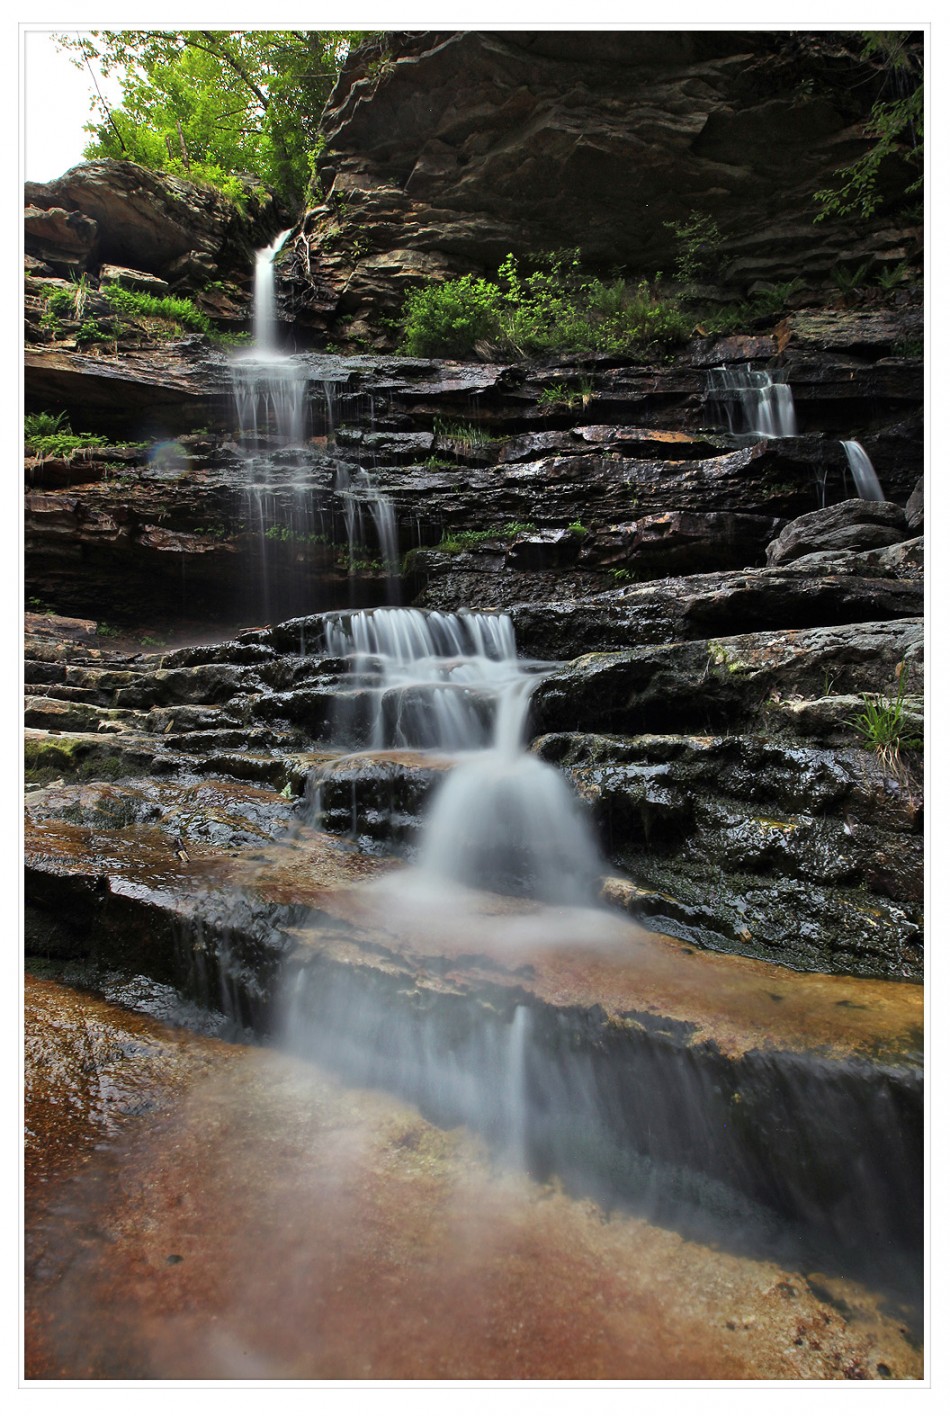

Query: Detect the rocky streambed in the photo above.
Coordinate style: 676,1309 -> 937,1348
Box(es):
25,973 -> 922,1381
24,137 -> 924,1379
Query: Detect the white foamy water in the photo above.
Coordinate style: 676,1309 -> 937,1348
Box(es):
707,364 -> 798,437
318,606 -> 604,906
841,439 -> 886,501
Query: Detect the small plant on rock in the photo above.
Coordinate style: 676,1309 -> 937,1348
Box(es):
850,662 -> 922,771
25,412 -> 108,459
665,212 -> 724,284
433,418 -> 491,450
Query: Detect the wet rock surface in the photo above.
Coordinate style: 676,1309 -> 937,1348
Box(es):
23,105 -> 925,1378
24,975 -> 922,1380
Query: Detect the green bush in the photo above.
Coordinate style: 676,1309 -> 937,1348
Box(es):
401,275 -> 503,357
664,212 -> 724,283
400,251 -> 690,360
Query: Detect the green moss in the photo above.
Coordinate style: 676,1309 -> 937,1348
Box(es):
707,640 -> 750,675
25,735 -> 132,786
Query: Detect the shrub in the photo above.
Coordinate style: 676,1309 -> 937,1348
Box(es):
664,212 -> 724,283
400,252 -> 691,360
401,275 -> 504,356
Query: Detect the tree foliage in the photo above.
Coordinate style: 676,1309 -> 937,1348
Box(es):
55,30 -> 366,204
814,31 -> 923,222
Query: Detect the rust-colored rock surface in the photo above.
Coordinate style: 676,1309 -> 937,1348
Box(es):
24,976 -> 922,1381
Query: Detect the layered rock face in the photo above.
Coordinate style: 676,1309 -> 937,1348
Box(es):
25,159 -> 286,297
283,30 -> 922,344
23,110 -> 924,984
22,43 -> 926,1370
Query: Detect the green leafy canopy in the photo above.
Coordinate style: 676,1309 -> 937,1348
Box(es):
54,30 -> 369,204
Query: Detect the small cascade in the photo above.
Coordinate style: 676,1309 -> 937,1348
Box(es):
323,606 -> 524,751
707,364 -> 798,437
333,463 -> 401,599
315,606 -> 604,906
841,439 -> 886,501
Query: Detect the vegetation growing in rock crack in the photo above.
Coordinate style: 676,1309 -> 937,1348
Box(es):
400,250 -> 692,359
850,662 -> 922,770
25,412 -> 108,459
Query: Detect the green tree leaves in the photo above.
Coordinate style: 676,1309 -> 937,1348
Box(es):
55,30 -> 366,204
814,32 -> 923,223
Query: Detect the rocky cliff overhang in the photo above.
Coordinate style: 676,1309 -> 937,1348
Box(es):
25,159 -> 287,291
284,29 -> 922,344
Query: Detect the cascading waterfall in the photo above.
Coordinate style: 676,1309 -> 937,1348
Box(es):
707,364 -> 798,437
252,229 -> 292,354
314,606 -> 604,906
213,242 -> 921,1336
230,237 -> 400,616
841,439 -> 886,501
708,368 -> 890,507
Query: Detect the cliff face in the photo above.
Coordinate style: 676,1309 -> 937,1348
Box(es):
25,159 -> 286,297
22,33 -> 924,987
285,30 -> 922,345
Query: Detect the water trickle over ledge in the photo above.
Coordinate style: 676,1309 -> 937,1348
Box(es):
23,228 -> 925,1370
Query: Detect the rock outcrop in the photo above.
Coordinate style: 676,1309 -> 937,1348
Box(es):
281,30 -> 923,345
22,38 -> 925,988
25,160 -> 285,292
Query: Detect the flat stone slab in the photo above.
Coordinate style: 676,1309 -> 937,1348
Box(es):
24,974 -> 922,1381
24,804 -> 922,1068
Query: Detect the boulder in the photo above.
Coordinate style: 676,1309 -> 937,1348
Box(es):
24,204 -> 98,267
530,618 -> 923,739
905,476 -> 924,534
766,499 -> 907,566
25,160 -> 285,287
99,264 -> 170,295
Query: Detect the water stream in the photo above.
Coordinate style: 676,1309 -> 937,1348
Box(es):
707,364 -> 798,437
25,245 -> 921,1377
841,438 -> 886,501
707,368 -> 890,502
229,241 -> 400,617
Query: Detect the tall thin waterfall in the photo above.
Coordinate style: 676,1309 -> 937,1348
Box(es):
313,606 -> 604,906
230,238 -> 400,616
707,365 -> 798,437
841,440 -> 886,501
252,228 -> 292,353
232,230 -> 308,451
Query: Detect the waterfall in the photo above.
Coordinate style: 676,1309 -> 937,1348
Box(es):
316,606 -> 604,906
707,364 -> 798,437
232,230 -> 308,451
229,240 -> 400,616
252,229 -> 292,353
841,439 -> 886,501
